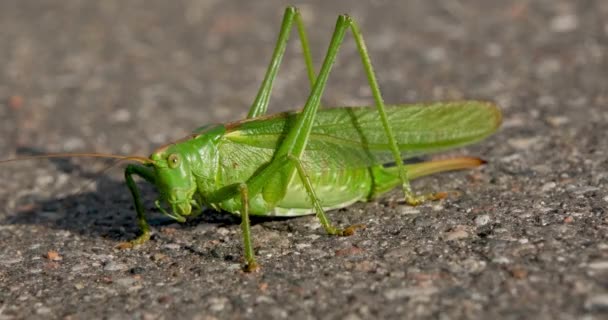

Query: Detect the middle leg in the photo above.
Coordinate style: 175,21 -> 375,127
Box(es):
247,6 -> 317,119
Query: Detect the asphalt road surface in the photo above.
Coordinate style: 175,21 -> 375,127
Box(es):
1,1 -> 607,319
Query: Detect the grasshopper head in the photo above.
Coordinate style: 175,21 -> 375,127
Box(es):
150,148 -> 197,221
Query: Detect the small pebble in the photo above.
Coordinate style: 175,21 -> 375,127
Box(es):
216,227 -> 230,236
573,186 -> 599,195
36,307 -> 52,315
71,264 -> 88,272
295,243 -> 311,250
104,262 -> 129,272
425,47 -> 446,62
162,243 -> 181,250
111,109 -> 131,123
536,58 -> 561,78
462,258 -> 487,273
550,14 -> 578,32
152,253 -> 167,261
588,261 -> 608,270
474,214 -> 490,226
1,256 -> 23,265
507,137 -> 539,150
444,227 -> 469,241
485,43 -> 502,57
227,264 -> 241,271
383,247 -> 413,260
585,294 -> 608,311
208,297 -> 229,312
545,116 -> 569,127
115,277 -> 138,288
46,251 -> 62,261
399,207 -> 420,215
384,287 -> 438,300
510,266 -> 528,279
493,256 -> 511,264
8,95 -> 24,109
335,246 -> 364,257
63,136 -> 85,151
541,182 -> 556,192
255,295 -> 275,304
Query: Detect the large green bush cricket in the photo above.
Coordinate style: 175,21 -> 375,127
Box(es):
2,7 -> 501,272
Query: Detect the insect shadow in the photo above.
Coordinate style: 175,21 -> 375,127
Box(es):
2,147 -> 291,243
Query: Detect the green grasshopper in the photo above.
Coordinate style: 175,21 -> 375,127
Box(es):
3,7 -> 501,272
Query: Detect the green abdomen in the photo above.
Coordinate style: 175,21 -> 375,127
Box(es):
272,166 -> 373,216
213,163 -> 400,217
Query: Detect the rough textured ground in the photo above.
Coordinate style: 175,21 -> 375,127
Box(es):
1,1 -> 607,319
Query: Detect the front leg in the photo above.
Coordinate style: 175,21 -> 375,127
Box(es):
117,164 -> 156,249
207,159 -> 293,272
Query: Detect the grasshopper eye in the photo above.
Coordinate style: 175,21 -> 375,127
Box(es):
167,154 -> 180,168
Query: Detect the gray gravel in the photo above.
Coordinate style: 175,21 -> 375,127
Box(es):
1,1 -> 607,319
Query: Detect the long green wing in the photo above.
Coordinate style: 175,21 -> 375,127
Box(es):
222,101 -> 501,170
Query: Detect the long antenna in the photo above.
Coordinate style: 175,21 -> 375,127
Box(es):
0,153 -> 151,165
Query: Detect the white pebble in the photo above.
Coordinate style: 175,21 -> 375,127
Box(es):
541,182 -> 556,192
550,14 -> 578,32
474,214 -> 490,226
103,261 -> 128,272
588,261 -> 608,270
111,109 -> 131,123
